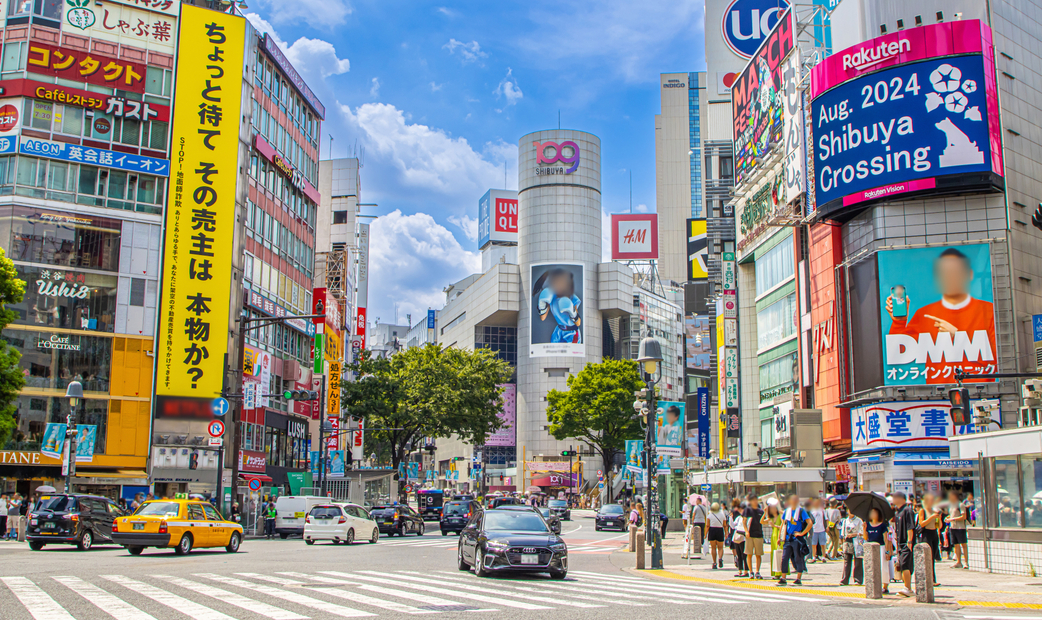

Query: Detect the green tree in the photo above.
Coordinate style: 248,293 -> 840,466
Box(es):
0,247 -> 25,446
546,358 -> 644,500
342,344 -> 512,499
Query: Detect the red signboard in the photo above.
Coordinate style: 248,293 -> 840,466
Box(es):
494,197 -> 517,234
808,222 -> 849,443
610,213 -> 659,260
0,79 -> 171,121
356,307 -> 367,349
239,450 -> 266,473
27,42 -> 147,94
313,287 -> 341,340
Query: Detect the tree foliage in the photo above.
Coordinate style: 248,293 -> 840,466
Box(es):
342,344 -> 512,497
546,358 -> 645,498
0,247 -> 25,446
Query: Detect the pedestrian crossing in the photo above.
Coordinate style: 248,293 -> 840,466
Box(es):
377,536 -> 621,554
0,569 -> 824,619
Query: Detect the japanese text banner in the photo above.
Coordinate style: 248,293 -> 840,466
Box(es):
156,5 -> 245,398
27,42 -> 147,94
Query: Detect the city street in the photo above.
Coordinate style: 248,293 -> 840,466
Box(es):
0,511 -> 1015,620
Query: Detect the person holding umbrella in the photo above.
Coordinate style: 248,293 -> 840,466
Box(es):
844,491 -> 898,593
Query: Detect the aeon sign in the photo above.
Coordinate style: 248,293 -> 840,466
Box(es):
534,140 -> 580,175
722,0 -> 789,58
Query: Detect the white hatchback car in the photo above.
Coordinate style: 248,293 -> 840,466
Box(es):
303,503 -> 379,545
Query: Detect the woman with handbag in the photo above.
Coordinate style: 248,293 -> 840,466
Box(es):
839,511 -> 864,585
730,502 -> 748,577
707,502 -> 728,569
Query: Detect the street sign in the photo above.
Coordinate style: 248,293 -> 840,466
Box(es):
208,437 -> 223,446
248,478 -> 261,491
211,397 -> 230,417
207,420 -> 225,438
701,484 -> 712,492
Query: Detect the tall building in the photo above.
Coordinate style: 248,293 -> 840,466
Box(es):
0,0 -> 183,498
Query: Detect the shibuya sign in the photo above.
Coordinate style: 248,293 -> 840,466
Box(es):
534,140 -> 579,175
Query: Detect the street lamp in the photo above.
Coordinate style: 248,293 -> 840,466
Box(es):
64,381 -> 83,493
636,335 -> 664,570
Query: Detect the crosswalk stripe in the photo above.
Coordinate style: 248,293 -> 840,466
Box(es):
235,573 -> 304,586
570,571 -> 818,603
100,575 -> 237,620
359,571 -> 599,609
195,574 -> 374,618
413,572 -> 647,606
275,573 -> 437,615
51,576 -> 158,620
353,582 -> 498,612
322,571 -> 548,610
1,576 -> 76,620
154,576 -> 308,620
496,577 -> 705,606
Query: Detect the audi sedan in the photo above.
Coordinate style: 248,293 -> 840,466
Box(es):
457,507 -> 567,579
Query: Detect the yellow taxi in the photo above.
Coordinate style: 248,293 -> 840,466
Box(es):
111,497 -> 243,556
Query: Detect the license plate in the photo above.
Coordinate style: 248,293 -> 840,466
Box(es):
384,521 -> 393,525
606,521 -> 615,526
43,523 -> 55,530
521,554 -> 538,565
133,523 -> 145,530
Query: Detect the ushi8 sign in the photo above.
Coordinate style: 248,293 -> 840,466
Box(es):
156,6 -> 245,398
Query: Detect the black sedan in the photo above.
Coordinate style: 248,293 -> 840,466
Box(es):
370,505 -> 426,536
27,494 -> 123,551
547,499 -> 571,521
441,500 -> 480,535
594,504 -> 627,531
458,507 -> 567,579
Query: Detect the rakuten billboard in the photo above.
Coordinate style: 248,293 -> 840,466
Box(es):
477,189 -> 519,249
810,20 -> 1003,216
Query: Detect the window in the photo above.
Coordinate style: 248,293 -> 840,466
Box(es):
759,353 -> 795,399
187,504 -> 206,520
720,156 -> 734,180
130,278 -> 146,306
61,106 -> 84,136
755,235 -> 794,297
25,99 -> 52,130
333,211 -> 347,224
2,41 -> 25,73
756,293 -> 797,350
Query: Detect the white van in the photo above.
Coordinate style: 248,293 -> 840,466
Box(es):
275,496 -> 327,538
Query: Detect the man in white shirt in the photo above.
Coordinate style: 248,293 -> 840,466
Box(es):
809,498 -> 828,563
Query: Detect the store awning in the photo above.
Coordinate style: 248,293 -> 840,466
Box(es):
73,470 -> 148,482
238,473 -> 273,483
825,451 -> 852,464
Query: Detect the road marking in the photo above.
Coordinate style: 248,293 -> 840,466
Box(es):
51,576 -> 157,620
154,575 -> 308,620
416,572 -> 647,606
351,581 -> 498,612
1,576 -> 76,620
196,574 -> 374,618
562,524 -> 582,535
325,571 -> 548,610
101,575 -> 237,620
360,570 -> 598,608
571,570 -> 817,603
276,573 -> 437,615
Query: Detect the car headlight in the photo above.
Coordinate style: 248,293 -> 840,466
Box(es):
550,543 -> 567,552
485,540 -> 509,552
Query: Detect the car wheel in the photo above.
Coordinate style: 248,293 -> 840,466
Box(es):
397,526 -> 405,537
305,539 -> 315,545
442,530 -> 448,536
78,530 -> 93,551
346,529 -> 355,545
29,541 -> 45,551
595,526 -> 601,531
457,543 -> 470,571
417,523 -> 425,536
127,546 -> 144,556
279,533 -> 289,540
226,532 -> 241,553
474,546 -> 489,578
333,539 -> 342,545
550,569 -> 568,580
174,533 -> 193,555
369,528 -> 379,544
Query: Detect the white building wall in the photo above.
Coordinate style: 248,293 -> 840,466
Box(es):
655,72 -> 694,285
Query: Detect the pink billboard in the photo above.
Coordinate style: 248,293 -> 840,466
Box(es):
486,384 -> 516,447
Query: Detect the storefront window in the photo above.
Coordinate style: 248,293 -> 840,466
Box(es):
1019,454 -> 1042,529
11,265 -> 117,332
1,329 -> 112,393
7,394 -> 107,454
0,206 -> 121,272
994,458 -> 1021,528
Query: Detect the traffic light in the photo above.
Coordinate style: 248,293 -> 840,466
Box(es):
560,450 -> 577,457
283,390 -> 319,400
633,388 -> 650,422
949,387 -> 972,426
451,456 -> 466,462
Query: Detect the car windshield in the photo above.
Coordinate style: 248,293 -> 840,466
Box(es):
37,496 -> 77,512
443,502 -> 470,515
309,506 -> 341,519
548,500 -> 567,507
538,508 -> 551,516
134,502 -> 181,517
484,511 -> 550,533
600,505 -> 624,515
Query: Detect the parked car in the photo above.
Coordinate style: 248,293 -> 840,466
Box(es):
274,496 -> 327,539
304,503 -> 379,545
27,494 -> 123,551
441,500 -> 480,535
371,504 -> 426,536
458,507 -> 567,579
595,503 -> 626,531
111,499 -> 242,556
547,499 -> 571,521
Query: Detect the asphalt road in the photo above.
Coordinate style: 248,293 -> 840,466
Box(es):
0,512 -> 1026,620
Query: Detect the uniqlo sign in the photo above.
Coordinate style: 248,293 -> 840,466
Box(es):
477,189 -> 519,248
495,198 -> 517,234
611,214 -> 659,260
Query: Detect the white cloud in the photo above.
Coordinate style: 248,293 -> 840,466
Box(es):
436,7 -> 457,17
494,68 -> 523,108
252,0 -> 352,29
245,14 -> 350,79
635,203 -> 649,213
430,81 -> 444,92
370,77 -> 380,97
369,210 -> 481,322
448,214 -> 479,242
443,39 -> 488,64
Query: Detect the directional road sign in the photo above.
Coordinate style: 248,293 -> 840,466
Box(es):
207,420 -> 225,438
211,397 -> 230,417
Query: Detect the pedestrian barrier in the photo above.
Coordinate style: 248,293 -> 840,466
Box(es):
636,531 -> 646,570
864,542 -> 882,599
914,543 -> 934,603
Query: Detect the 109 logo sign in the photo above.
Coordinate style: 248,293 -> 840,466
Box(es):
534,140 -> 580,175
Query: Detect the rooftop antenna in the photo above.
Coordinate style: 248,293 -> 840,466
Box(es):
329,134 -> 333,159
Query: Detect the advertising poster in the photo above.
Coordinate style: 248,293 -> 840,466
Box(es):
328,450 -> 345,477
656,401 -> 685,460
625,440 -> 644,475
685,315 -> 711,371
530,263 -> 584,357
877,244 -> 995,385
612,213 -> 659,260
155,5 -> 243,400
41,423 -> 96,462
486,384 -> 516,446
687,219 -> 708,279
40,423 -> 65,459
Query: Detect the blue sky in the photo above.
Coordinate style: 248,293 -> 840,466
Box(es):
244,0 -> 706,327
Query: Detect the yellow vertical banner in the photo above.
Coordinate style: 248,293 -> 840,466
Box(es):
156,5 -> 245,398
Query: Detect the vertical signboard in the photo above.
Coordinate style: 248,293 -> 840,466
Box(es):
356,221 -> 370,349
427,309 -> 436,343
530,263 -> 584,357
687,219 -> 708,280
156,5 -> 244,399
696,387 -> 710,458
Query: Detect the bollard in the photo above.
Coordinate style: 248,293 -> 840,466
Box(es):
914,543 -> 935,603
692,525 -> 702,559
629,523 -> 637,552
863,542 -> 883,599
636,531 -> 646,569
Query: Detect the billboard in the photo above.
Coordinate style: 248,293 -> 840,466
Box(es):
478,189 -> 519,248
811,21 -> 1003,215
530,263 -> 584,357
155,5 -> 244,400
721,0 -> 790,58
685,315 -> 711,371
27,42 -> 147,93
878,244 -> 995,385
611,213 -> 658,260
625,440 -> 644,475
851,401 -> 981,451
486,384 -> 516,447
731,8 -> 794,187
41,423 -> 97,462
656,401 -> 685,467
687,219 -> 708,279
63,0 -> 179,54
356,221 -> 370,349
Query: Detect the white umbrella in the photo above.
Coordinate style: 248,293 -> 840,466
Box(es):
35,485 -> 57,494
527,486 -> 542,494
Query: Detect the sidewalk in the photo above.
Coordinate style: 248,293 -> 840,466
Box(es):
617,531 -> 1042,609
